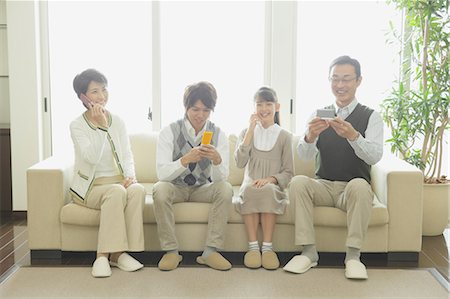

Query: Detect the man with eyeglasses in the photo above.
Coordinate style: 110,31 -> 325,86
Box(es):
284,56 -> 383,279
153,81 -> 233,271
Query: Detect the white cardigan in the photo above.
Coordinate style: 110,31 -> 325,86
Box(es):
69,112 -> 135,201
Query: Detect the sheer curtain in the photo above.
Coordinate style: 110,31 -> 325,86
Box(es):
159,1 -> 265,136
47,1 -> 153,156
295,1 -> 402,132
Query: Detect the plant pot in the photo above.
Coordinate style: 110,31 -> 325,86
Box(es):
422,182 -> 450,236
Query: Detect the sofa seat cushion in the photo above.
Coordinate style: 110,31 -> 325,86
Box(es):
61,203 -> 101,226
61,185 -> 388,228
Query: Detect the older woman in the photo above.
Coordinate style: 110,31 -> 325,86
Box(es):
70,69 -> 145,278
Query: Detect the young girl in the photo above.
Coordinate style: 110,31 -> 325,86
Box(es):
235,87 -> 294,269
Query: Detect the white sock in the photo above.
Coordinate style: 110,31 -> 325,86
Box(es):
302,244 -> 319,263
248,241 -> 259,252
202,246 -> 216,258
345,247 -> 361,263
262,242 -> 272,253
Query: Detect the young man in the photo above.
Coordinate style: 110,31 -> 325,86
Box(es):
284,56 -> 384,279
153,81 -> 233,271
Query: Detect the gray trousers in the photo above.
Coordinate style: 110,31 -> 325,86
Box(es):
152,181 -> 233,251
289,175 -> 373,249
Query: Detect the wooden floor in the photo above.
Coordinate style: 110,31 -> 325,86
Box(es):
1,212 -> 449,282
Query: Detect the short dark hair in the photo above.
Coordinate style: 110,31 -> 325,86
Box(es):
254,86 -> 280,125
329,55 -> 361,78
183,81 -> 217,111
73,69 -> 108,99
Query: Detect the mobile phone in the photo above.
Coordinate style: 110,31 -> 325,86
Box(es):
201,131 -> 213,145
80,94 -> 93,108
316,109 -> 336,120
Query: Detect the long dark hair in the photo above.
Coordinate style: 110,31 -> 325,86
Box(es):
254,86 -> 280,125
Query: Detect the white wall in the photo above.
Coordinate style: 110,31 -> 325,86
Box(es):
6,0 -> 44,210
0,0 -> 9,124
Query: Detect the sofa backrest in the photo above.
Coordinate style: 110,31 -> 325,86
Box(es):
130,133 -> 315,184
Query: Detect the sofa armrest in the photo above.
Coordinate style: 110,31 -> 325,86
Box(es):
371,152 -> 423,252
27,156 -> 73,250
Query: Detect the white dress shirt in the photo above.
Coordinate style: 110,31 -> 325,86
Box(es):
156,119 -> 230,182
297,99 -> 383,165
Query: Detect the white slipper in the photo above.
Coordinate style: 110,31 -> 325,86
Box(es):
92,256 -> 112,278
283,255 -> 317,274
110,253 -> 144,272
345,260 -> 368,280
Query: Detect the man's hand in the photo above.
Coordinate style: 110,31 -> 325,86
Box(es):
328,117 -> 359,141
305,117 -> 329,143
180,144 -> 222,167
180,147 -> 204,167
198,144 -> 222,165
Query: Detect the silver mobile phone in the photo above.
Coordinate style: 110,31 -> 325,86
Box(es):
316,109 -> 336,120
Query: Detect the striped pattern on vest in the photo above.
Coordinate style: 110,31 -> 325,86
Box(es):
170,119 -> 220,186
316,103 -> 374,183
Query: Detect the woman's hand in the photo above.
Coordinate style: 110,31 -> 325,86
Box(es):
252,176 -> 277,188
122,177 -> 137,188
89,104 -> 108,128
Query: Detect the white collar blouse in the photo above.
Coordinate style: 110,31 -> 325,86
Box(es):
253,123 -> 282,151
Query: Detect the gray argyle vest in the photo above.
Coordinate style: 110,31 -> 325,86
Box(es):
170,119 -> 220,186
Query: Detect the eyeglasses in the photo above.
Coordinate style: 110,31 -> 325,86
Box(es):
329,76 -> 358,84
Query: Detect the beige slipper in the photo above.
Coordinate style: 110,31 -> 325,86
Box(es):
345,260 -> 368,280
262,251 -> 280,270
283,255 -> 317,274
158,252 -> 183,271
244,250 -> 261,269
196,252 -> 232,271
110,252 -> 143,272
92,256 -> 112,278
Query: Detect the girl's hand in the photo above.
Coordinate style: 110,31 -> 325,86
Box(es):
122,177 -> 137,188
252,176 -> 277,188
249,113 -> 261,130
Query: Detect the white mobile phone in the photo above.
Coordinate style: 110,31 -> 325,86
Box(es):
316,109 -> 336,120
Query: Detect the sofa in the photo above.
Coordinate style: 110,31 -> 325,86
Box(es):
27,132 -> 423,261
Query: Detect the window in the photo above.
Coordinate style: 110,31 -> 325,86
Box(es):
47,1 -> 152,156
295,1 -> 402,132
159,1 -> 265,135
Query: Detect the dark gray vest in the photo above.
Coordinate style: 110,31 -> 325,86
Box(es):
316,103 -> 374,183
170,119 -> 220,186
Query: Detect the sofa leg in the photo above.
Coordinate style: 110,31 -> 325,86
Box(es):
30,250 -> 62,264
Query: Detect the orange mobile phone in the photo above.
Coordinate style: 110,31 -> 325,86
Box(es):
201,131 -> 213,145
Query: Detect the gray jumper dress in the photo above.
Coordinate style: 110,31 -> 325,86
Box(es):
234,128 -> 294,215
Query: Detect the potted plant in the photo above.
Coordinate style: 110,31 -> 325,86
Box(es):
381,0 -> 449,235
